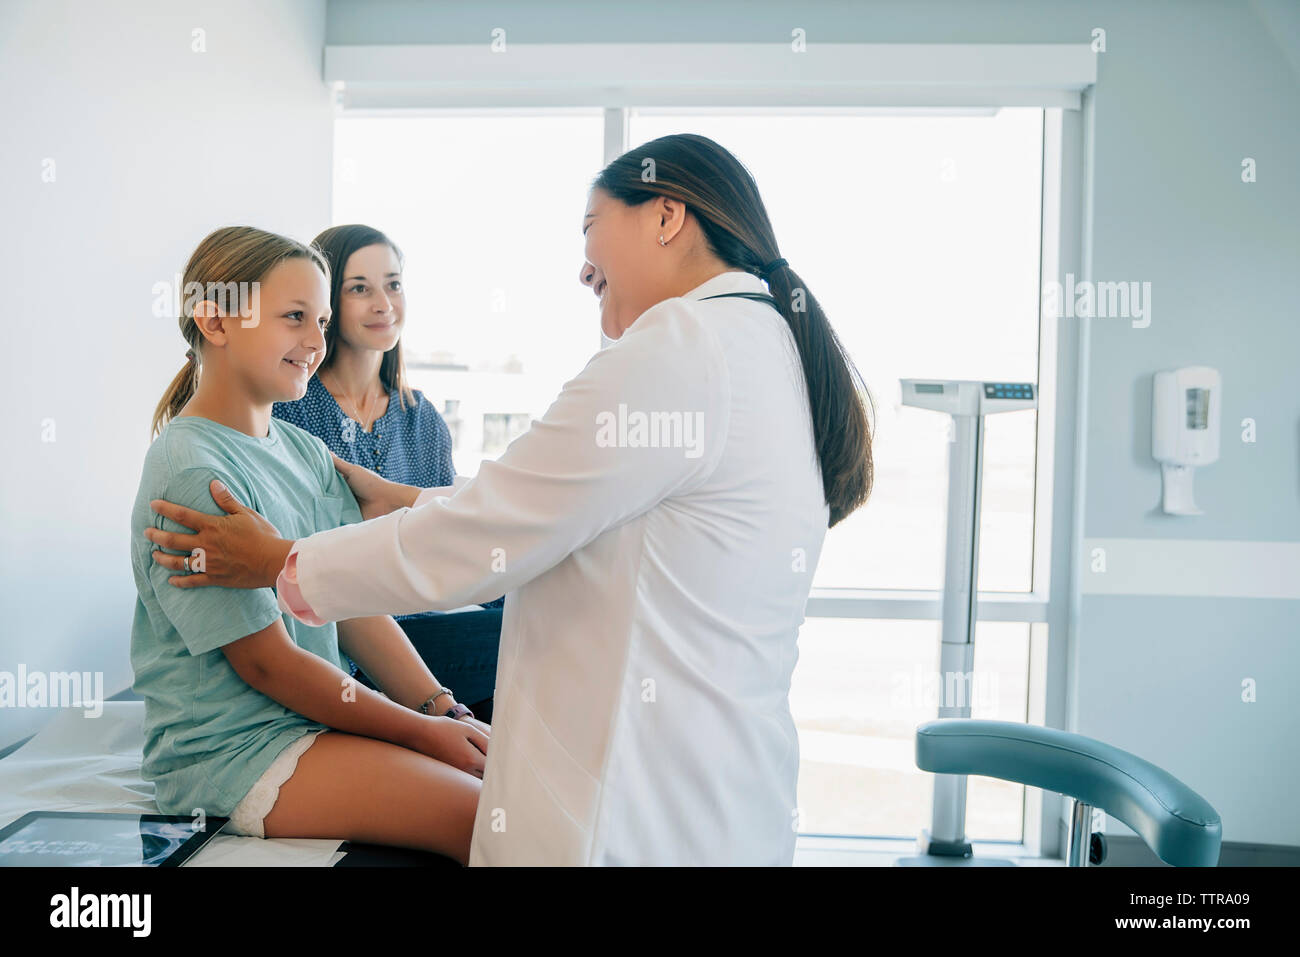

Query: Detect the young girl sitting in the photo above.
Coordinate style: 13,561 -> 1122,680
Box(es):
129,226 -> 488,864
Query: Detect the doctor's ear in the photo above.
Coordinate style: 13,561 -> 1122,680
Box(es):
652,196 -> 688,242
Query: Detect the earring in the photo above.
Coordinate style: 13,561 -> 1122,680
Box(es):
659,235 -> 667,246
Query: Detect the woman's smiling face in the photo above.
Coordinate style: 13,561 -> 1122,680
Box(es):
335,242 -> 405,353
580,186 -> 659,339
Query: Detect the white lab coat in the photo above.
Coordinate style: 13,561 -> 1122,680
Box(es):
288,270 -> 829,865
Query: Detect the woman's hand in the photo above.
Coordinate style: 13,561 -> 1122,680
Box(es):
330,453 -> 420,521
415,714 -> 490,778
146,479 -> 293,590
455,714 -> 492,737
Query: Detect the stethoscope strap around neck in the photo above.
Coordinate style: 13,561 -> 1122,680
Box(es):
698,292 -> 779,306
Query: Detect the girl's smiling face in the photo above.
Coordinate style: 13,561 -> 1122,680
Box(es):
333,243 -> 405,353
224,256 -> 331,404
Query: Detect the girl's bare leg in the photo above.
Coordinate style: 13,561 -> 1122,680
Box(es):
261,731 -> 481,864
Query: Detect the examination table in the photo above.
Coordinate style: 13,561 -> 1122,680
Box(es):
0,701 -> 457,866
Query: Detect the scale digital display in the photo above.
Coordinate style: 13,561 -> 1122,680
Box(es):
914,383 -> 946,394
983,382 -> 1034,399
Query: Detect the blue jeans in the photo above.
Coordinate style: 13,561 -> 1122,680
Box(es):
351,607 -> 503,723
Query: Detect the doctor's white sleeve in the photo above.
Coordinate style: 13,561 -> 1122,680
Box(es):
411,473 -> 470,507
280,301 -> 731,624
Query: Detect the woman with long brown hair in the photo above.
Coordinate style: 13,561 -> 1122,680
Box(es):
272,225 -> 504,722
145,135 -> 874,865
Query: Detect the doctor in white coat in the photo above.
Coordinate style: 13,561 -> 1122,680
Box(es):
149,133 -> 875,865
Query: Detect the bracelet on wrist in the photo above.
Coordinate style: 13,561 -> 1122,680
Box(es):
419,687 -> 453,715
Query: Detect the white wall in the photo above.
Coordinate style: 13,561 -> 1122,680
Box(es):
0,0 -> 331,749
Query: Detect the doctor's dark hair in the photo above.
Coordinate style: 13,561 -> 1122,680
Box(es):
151,226 -> 329,438
311,224 -> 417,413
592,133 -> 874,526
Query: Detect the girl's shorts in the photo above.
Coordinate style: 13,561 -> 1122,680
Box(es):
225,729 -> 328,839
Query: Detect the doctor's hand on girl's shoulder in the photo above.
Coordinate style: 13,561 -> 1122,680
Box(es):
414,713 -> 490,778
147,479 -> 289,590
329,453 -> 422,522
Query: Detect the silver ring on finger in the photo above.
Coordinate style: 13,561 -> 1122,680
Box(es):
183,555 -> 191,573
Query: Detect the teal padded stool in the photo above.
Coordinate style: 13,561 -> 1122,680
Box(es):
914,719 -> 1222,866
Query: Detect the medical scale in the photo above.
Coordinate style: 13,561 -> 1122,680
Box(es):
896,378 -> 1036,865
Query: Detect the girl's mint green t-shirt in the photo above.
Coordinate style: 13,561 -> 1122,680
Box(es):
129,415 -> 363,817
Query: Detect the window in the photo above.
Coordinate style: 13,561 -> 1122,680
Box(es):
333,111 -> 606,475
628,109 -> 1045,594
481,412 -> 532,457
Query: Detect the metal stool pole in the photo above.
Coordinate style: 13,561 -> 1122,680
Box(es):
1066,799 -> 1093,867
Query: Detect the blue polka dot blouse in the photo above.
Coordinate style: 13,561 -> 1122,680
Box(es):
273,374 -> 504,615
273,373 -> 455,488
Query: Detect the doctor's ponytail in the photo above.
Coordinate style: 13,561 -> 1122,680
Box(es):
593,134 -> 874,527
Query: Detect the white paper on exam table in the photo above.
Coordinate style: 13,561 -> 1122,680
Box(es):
0,701 -> 344,866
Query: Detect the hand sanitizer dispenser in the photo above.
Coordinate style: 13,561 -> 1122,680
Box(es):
1152,366 -> 1221,515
